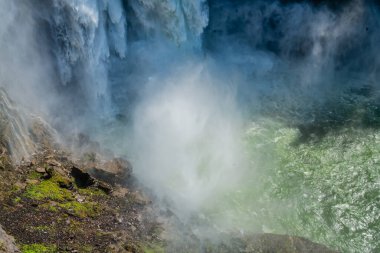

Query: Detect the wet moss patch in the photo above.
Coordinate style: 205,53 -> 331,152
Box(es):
78,187 -> 106,197
23,180 -> 73,201
21,243 -> 57,253
142,243 -> 165,253
58,201 -> 101,218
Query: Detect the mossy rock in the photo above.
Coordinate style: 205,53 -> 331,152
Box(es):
23,170 -> 75,202
0,154 -> 12,171
30,226 -> 54,233
77,187 -> 106,197
78,245 -> 94,252
20,243 -> 56,253
51,174 -> 73,189
142,244 -> 165,253
23,180 -> 73,202
58,201 -> 101,218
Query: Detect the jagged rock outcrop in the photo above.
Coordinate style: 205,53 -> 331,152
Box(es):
0,225 -> 19,253
0,89 -> 35,161
0,88 -> 58,162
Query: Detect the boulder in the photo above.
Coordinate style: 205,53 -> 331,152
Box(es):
0,224 -> 19,253
70,166 -> 95,188
70,166 -> 113,193
87,158 -> 132,186
46,159 -> 62,167
35,167 -> 46,173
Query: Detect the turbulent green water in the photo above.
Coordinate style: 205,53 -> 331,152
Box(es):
205,119 -> 380,253
96,84 -> 380,253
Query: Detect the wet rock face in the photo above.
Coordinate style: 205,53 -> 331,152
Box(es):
87,158 -> 132,186
0,225 -> 19,253
0,89 -> 35,161
0,88 -> 57,162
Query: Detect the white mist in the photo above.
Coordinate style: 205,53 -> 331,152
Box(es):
129,63 -> 247,221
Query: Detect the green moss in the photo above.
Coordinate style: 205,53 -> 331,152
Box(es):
78,187 -> 106,197
11,184 -> 22,193
58,201 -> 100,218
0,155 -> 12,170
50,173 -> 72,188
79,245 -> 94,252
23,171 -> 75,202
23,180 -> 73,201
31,225 -> 51,232
28,171 -> 43,180
21,243 -> 57,253
64,219 -> 84,235
45,204 -> 58,212
142,243 -> 165,253
0,241 -> 5,251
13,196 -> 21,204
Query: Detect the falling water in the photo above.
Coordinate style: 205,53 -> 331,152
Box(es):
0,0 -> 380,252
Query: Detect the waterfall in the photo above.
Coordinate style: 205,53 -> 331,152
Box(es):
49,0 -> 127,114
129,0 -> 208,46
44,0 -> 208,115
0,0 -> 210,156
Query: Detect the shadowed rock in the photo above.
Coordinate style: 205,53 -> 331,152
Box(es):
70,166 -> 95,188
87,158 -> 132,186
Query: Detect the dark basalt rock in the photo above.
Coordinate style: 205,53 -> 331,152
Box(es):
70,166 -> 95,188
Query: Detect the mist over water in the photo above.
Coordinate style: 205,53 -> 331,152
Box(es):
129,62 -> 246,220
1,0 -> 380,252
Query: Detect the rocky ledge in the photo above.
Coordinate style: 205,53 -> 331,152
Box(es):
0,148 -> 161,253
